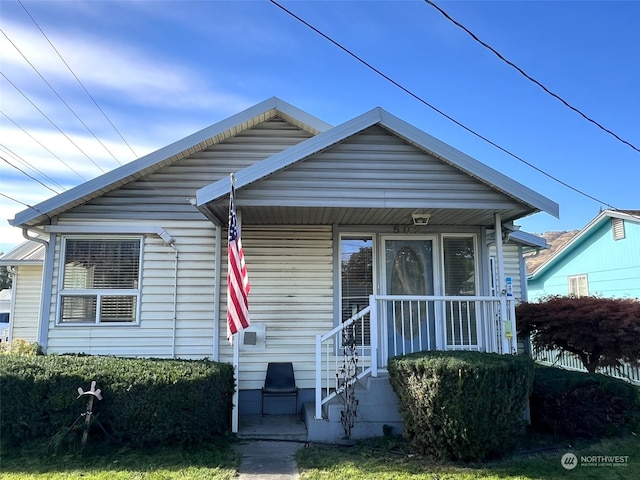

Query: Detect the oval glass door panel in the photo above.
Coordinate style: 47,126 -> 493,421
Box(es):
385,239 -> 435,356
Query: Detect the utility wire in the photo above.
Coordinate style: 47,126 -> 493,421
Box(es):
0,143 -> 66,191
1,110 -> 87,181
1,72 -> 106,173
18,0 -> 138,159
269,0 -> 615,209
424,0 -> 639,154
1,29 -> 122,167
1,156 -> 61,195
0,191 -> 49,220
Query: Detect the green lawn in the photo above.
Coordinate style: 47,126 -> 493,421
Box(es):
1,434 -> 637,480
296,434 -> 640,480
0,439 -> 239,480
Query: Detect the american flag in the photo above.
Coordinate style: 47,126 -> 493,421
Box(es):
227,183 -> 250,342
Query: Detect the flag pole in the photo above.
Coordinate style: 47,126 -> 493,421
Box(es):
230,173 -> 239,433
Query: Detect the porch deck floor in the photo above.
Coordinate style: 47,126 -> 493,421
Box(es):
238,415 -> 307,442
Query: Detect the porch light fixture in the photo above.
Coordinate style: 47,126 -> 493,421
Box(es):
412,213 -> 431,226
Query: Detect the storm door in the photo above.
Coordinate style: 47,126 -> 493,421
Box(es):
383,237 -> 436,357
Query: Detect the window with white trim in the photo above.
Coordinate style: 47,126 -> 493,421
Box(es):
58,237 -> 142,324
568,274 -> 588,297
340,235 -> 373,345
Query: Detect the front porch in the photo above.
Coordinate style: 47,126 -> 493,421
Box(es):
314,294 -> 517,424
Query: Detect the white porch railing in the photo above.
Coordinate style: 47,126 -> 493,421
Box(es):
315,294 -> 516,419
534,348 -> 640,385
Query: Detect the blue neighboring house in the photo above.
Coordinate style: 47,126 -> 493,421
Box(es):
528,209 -> 640,301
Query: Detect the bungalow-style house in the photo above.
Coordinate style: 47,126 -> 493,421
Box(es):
8,98 -> 558,440
0,240 -> 45,345
528,209 -> 640,301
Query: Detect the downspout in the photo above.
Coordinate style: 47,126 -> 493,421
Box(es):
169,242 -> 179,359
21,227 -> 51,351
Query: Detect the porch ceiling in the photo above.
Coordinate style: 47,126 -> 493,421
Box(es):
199,204 -> 535,227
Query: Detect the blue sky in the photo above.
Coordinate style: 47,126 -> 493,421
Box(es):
1,0 -> 638,253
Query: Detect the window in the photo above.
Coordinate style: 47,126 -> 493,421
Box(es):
340,236 -> 373,345
443,236 -> 478,346
568,274 -> 588,297
612,218 -> 625,240
58,238 -> 141,324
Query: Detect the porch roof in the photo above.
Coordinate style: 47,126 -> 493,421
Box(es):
196,108 -> 559,226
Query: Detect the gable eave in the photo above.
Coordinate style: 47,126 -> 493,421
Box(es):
196,107 -> 559,221
528,209 -> 638,279
10,97 -> 332,228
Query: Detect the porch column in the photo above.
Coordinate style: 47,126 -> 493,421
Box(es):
494,213 -> 510,355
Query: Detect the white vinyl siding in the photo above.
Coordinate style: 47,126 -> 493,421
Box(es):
45,119 -> 313,357
10,265 -> 43,343
219,226 -> 334,390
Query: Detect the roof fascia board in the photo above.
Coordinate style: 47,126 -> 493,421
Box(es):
529,210 -> 612,279
508,230 -> 549,249
11,97 -> 331,228
377,110 -> 559,218
196,108 -> 384,206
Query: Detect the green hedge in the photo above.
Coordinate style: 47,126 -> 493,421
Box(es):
0,355 -> 234,447
388,351 -> 534,462
530,365 -> 640,438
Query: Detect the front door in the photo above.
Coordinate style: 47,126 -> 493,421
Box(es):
383,237 -> 436,357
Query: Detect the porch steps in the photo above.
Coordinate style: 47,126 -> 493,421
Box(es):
237,414 -> 307,442
305,374 -> 404,443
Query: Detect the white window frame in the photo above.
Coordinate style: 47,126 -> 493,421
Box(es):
56,236 -> 143,326
568,274 -> 588,297
339,233 -> 376,346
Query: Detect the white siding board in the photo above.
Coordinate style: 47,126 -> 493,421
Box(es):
239,126 -> 516,210
218,225 -> 334,390
46,119 -> 313,359
11,265 -> 43,343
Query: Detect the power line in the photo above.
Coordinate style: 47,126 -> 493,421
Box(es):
423,0 -> 640,154
1,28 -> 123,167
1,155 -> 61,195
0,191 -> 49,220
1,72 -> 107,173
0,110 -> 87,181
0,143 -> 66,191
269,0 -> 615,209
17,0 -> 138,159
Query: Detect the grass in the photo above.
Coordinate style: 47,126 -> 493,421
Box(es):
0,438 -> 239,480
295,433 -> 640,480
1,432 -> 638,480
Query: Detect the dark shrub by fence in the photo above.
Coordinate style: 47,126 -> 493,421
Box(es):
0,354 -> 234,447
530,365 -> 640,439
388,351 -> 534,462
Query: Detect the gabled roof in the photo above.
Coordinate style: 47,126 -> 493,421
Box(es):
528,209 -> 640,279
196,107 -> 559,223
10,97 -> 332,228
0,239 -> 45,265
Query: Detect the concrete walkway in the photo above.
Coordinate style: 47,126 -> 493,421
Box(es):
234,415 -> 307,479
234,440 -> 304,480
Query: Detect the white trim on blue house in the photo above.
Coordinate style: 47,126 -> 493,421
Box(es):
528,209 -> 640,279
10,97 -> 332,228
195,107 -> 560,220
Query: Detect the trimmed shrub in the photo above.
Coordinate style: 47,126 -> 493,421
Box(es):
530,365 -> 640,439
388,351 -> 534,462
0,354 -> 234,447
